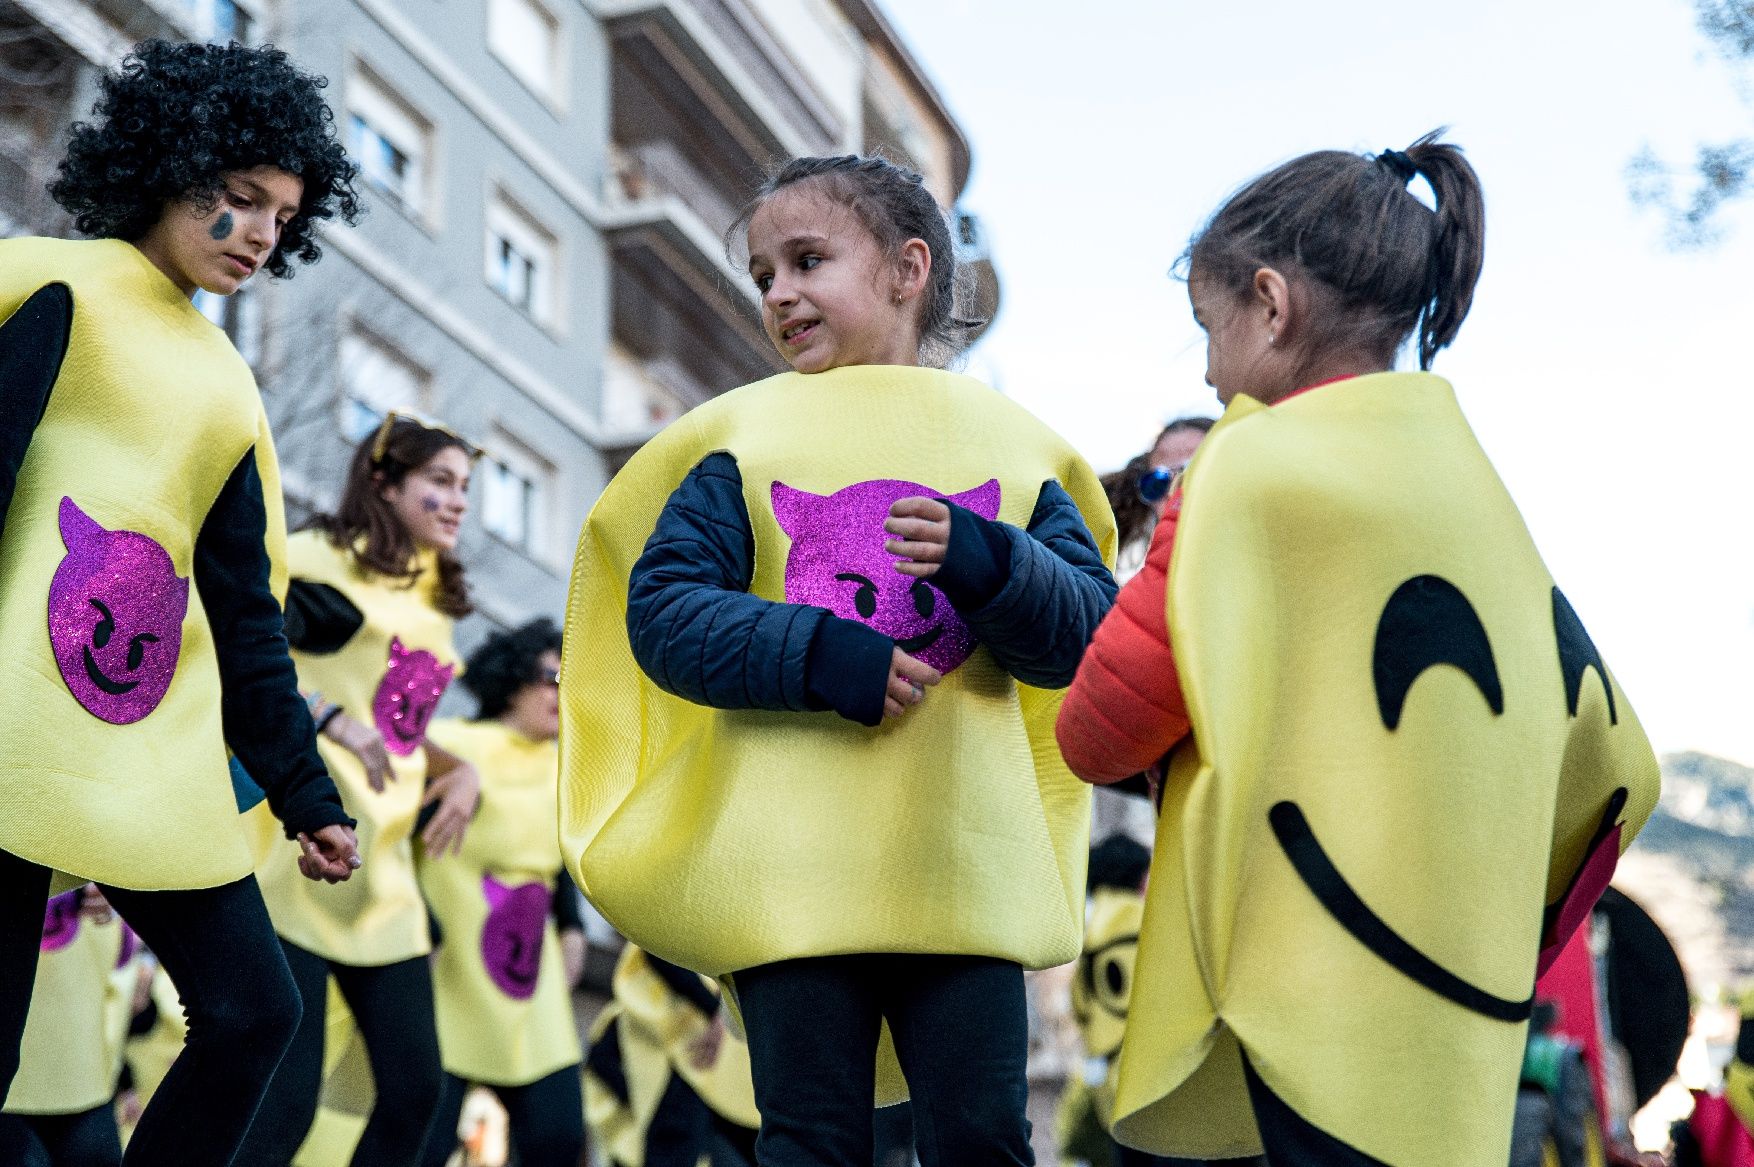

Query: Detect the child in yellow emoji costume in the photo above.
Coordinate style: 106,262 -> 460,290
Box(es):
1057,134 -> 1660,1167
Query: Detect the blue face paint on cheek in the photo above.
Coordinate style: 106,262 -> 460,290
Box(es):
421,496 -> 442,513
209,211 -> 235,242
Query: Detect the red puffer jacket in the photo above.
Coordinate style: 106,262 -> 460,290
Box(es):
1055,496 -> 1191,784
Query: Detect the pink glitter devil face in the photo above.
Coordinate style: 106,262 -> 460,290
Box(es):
40,890 -> 82,953
480,874 -> 549,1000
48,497 -> 189,724
372,637 -> 455,756
772,477 -> 1002,674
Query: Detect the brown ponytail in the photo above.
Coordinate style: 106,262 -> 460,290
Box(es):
1185,129 -> 1486,372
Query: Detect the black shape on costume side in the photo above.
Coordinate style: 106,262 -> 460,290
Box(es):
584,1013 -> 632,1108
1553,587 -> 1618,725
1372,574 -> 1503,731
0,284 -> 74,542
1268,801 -> 1535,1023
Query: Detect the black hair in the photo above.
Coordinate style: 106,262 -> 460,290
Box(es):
462,618 -> 563,721
50,39 -> 361,278
1183,130 -> 1485,371
1088,834 -> 1152,894
738,154 -> 976,367
304,419 -> 474,618
1102,416 -> 1214,550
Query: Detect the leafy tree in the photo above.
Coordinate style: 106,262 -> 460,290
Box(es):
1629,0 -> 1754,246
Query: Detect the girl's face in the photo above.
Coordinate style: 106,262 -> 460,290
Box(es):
503,649 -> 561,742
746,186 -> 930,373
1191,270 -> 1272,406
135,166 -> 303,298
382,445 -> 472,552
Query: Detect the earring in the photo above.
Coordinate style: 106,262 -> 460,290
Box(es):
893,293 -> 904,305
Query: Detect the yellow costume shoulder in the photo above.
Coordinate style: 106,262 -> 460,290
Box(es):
1111,374 -> 1661,1165
0,237 -> 287,890
560,366 -> 1114,977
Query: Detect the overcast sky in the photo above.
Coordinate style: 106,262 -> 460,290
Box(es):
879,0 -> 1754,767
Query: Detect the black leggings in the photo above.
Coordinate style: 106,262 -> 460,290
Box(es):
0,1105 -> 123,1167
736,953 -> 1033,1167
420,1065 -> 584,1167
237,938 -> 444,1167
1242,1054 -> 1380,1166
0,850 -> 301,1167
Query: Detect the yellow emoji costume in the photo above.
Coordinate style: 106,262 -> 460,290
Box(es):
420,717 -> 581,1086
1108,373 -> 1660,1165
3,898 -> 132,1117
0,238 -> 295,891
560,367 -> 1113,985
256,532 -> 458,965
585,945 -> 760,1166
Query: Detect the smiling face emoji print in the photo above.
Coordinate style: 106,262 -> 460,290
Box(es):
47,497 -> 189,725
772,476 -> 1001,674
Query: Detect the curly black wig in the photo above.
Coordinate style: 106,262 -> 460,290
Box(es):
462,618 -> 563,721
50,39 -> 361,278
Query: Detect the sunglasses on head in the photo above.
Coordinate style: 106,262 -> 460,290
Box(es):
370,408 -> 483,466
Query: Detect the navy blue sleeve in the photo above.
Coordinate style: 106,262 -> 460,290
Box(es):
626,452 -> 892,726
194,451 -> 354,839
931,480 -> 1117,689
0,285 -> 71,540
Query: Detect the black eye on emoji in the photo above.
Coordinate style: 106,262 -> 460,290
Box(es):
90,598 -> 114,648
1268,576 -> 1629,1025
1083,935 -> 1138,1020
910,580 -> 936,619
127,633 -> 159,671
835,572 -> 878,619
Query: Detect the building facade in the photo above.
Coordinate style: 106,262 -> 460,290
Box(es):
0,0 -> 995,642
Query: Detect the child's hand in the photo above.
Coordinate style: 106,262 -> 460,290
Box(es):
420,761 -> 481,857
325,711 -> 395,793
885,648 -> 942,720
298,824 -> 362,883
885,497 -> 951,579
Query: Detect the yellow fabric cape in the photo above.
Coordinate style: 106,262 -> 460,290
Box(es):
559,366 -> 1114,979
1110,373 -> 1661,1165
0,237 -> 290,891
584,944 -> 760,1167
421,718 -> 581,1086
3,912 -> 130,1115
257,533 -> 457,965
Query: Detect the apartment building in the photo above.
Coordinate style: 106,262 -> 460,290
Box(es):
0,0 -> 996,637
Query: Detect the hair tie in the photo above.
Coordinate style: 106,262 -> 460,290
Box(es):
1377,149 -> 1419,186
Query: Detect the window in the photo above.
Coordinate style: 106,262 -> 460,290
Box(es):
602,343 -> 684,430
347,72 -> 432,217
485,195 -> 557,324
338,327 -> 428,442
487,0 -> 561,100
193,286 -> 263,368
480,436 -> 551,555
186,0 -> 253,43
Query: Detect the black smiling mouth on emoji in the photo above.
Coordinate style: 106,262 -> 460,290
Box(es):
896,626 -> 943,655
1268,576 -> 1634,1025
82,645 -> 140,696
1269,800 -> 1534,1023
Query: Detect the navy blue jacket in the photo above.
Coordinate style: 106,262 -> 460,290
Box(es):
627,452 -> 1116,727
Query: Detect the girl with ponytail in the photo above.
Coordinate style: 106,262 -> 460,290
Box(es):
1056,133 -> 1660,1165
